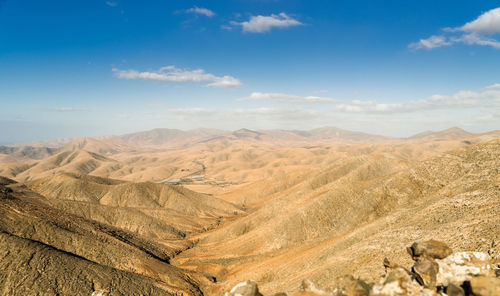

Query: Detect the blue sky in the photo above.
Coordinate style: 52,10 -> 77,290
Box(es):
1,0 -> 500,143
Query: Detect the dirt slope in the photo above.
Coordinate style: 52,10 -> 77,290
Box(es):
172,139 -> 500,295
0,185 -> 210,296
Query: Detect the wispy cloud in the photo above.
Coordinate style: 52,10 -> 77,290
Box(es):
49,107 -> 88,112
105,1 -> 118,7
238,83 -> 500,114
168,107 -> 319,121
409,35 -> 451,50
185,6 -> 215,17
157,85 -> 500,135
230,13 -> 302,33
112,66 -> 242,88
239,92 -> 337,103
410,7 -> 500,50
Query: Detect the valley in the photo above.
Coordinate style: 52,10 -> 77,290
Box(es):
1,127 -> 499,295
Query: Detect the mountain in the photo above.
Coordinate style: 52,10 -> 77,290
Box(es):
308,126 -> 392,142
12,150 -> 118,182
0,183 -> 211,295
118,128 -> 227,147
1,128 -> 500,295
0,145 -> 61,160
408,127 -> 474,141
23,172 -> 242,240
172,139 -> 500,295
27,172 -> 241,217
62,137 -> 133,155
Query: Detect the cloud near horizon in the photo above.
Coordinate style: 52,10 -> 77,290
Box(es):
230,13 -> 302,33
112,66 -> 242,88
159,84 -> 500,136
239,92 -> 337,103
410,7 -> 500,50
238,83 -> 500,114
49,107 -> 88,112
168,107 -> 320,123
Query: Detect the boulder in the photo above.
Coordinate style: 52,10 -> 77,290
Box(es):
225,280 -> 263,296
436,252 -> 493,286
371,268 -> 436,296
407,240 -> 453,260
412,257 -> 439,288
300,280 -> 329,295
332,275 -> 370,296
445,283 -> 465,296
469,276 -> 500,296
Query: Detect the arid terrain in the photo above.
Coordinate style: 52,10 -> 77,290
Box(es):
1,126 -> 499,295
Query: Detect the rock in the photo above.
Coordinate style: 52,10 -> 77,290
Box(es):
469,276 -> 500,296
332,275 -> 370,296
300,280 -> 329,295
383,268 -> 411,285
225,280 -> 263,296
487,240 -> 497,257
436,252 -> 493,286
445,283 -> 465,296
91,290 -> 109,296
412,257 -> 439,288
383,257 -> 403,272
371,268 -> 434,295
407,240 -> 453,260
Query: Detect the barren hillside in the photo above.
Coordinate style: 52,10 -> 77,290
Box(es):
1,128 -> 499,296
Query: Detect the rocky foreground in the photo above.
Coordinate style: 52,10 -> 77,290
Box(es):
225,240 -> 500,296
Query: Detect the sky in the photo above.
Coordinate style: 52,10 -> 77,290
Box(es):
1,0 -> 500,144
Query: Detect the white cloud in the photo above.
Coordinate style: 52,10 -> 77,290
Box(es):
451,32 -> 500,49
112,66 -> 242,88
168,108 -> 216,116
238,83 -> 500,114
147,85 -> 500,135
409,35 -> 451,50
168,107 -> 320,122
460,7 -> 500,34
239,92 -> 337,103
411,6 -> 500,50
207,76 -> 242,88
49,107 -> 88,112
231,13 -> 302,33
105,1 -> 117,7
185,6 -> 215,17
335,85 -> 500,113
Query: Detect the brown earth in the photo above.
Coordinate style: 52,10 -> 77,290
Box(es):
0,127 -> 499,295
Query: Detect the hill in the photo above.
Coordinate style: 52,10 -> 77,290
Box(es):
118,128 -> 227,147
0,145 -> 61,159
12,150 -> 118,182
408,127 -> 474,141
62,137 -> 133,155
0,184 -> 211,295
172,139 -> 500,295
24,172 -> 243,240
1,128 -> 500,295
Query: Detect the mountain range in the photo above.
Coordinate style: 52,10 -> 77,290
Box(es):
1,126 -> 499,295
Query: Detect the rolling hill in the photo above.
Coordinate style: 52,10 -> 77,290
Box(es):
172,139 -> 500,295
1,127 -> 500,295
0,183 -> 211,296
